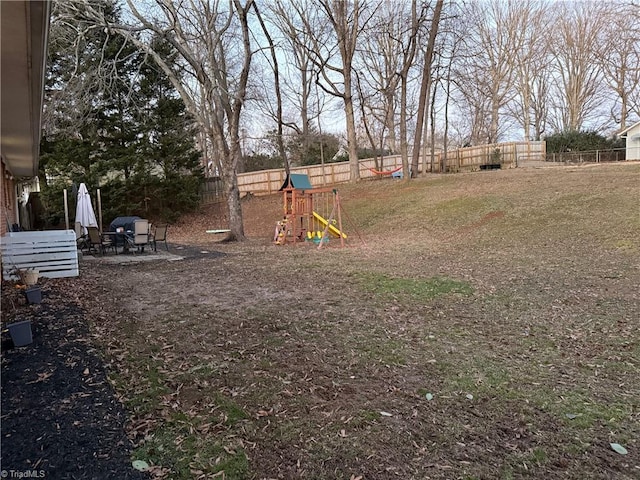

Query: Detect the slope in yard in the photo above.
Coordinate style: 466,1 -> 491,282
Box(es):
3,163 -> 639,479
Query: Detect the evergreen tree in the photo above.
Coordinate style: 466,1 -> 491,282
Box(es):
133,36 -> 203,222
39,0 -> 123,225
39,1 -> 202,227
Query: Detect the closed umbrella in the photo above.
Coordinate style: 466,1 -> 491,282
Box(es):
75,183 -> 98,235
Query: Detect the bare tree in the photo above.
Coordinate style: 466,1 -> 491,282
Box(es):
289,0 -> 374,182
436,3 -> 467,171
410,0 -> 444,177
269,0 -> 323,162
595,1 -> 640,130
43,1 -> 140,136
252,2 -> 289,174
465,0 -> 529,144
76,0 -> 256,241
508,1 -> 552,140
354,71 -> 385,169
356,0 -> 431,177
548,1 -> 607,132
395,0 -> 428,179
357,0 -> 405,155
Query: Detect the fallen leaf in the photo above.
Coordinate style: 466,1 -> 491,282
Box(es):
132,460 -> 149,471
380,411 -> 393,417
610,443 -> 628,455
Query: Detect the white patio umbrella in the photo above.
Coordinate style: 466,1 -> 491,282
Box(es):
75,183 -> 98,235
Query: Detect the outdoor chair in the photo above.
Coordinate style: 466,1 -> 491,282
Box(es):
150,224 -> 169,252
132,219 -> 150,253
87,226 -> 115,255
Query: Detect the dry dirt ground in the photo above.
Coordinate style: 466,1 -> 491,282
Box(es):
2,163 -> 639,479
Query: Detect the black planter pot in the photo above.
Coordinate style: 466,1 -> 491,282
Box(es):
7,320 -> 33,347
25,286 -> 42,304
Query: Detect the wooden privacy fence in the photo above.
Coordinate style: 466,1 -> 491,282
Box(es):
235,156 -> 405,195
200,177 -> 225,204
207,141 -> 545,196
1,230 -> 79,280
434,141 -> 546,172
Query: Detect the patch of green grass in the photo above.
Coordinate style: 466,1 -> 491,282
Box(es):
438,358 -> 515,400
500,465 -> 515,480
347,323 -> 409,366
502,448 -> 548,478
117,355 -> 249,478
213,393 -> 248,426
132,415 -> 248,479
546,390 -> 633,430
356,273 -> 473,300
417,387 -> 430,398
188,362 -> 217,378
355,409 -> 381,425
358,336 -> 407,366
110,356 -> 170,416
528,447 -> 548,465
346,180 -> 505,233
268,418 -> 303,444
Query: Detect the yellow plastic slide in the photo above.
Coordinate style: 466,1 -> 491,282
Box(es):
312,211 -> 347,239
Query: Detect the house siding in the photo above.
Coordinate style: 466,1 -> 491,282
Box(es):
626,128 -> 640,161
622,121 -> 640,161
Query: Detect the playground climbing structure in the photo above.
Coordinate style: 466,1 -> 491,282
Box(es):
276,174 -> 347,247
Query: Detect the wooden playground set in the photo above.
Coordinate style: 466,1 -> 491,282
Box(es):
274,174 -> 348,248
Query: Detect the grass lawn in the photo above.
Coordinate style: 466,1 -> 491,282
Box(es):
81,163 -> 639,479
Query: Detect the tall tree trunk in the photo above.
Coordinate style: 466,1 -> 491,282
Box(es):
384,90 -> 396,153
398,0 -> 422,180
253,2 -> 289,175
410,0 -> 444,178
223,146 -> 244,241
301,64 -> 310,149
429,80 -> 437,172
344,73 -> 360,181
400,74 -> 410,179
489,99 -> 499,144
443,61 -> 451,173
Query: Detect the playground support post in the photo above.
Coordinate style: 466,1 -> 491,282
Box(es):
336,191 -> 344,248
317,202 -> 336,250
317,190 -> 345,250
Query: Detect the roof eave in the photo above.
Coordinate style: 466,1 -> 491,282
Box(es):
0,1 -> 51,179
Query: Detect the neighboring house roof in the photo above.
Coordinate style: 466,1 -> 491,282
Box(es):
618,120 -> 640,137
0,0 -> 51,179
